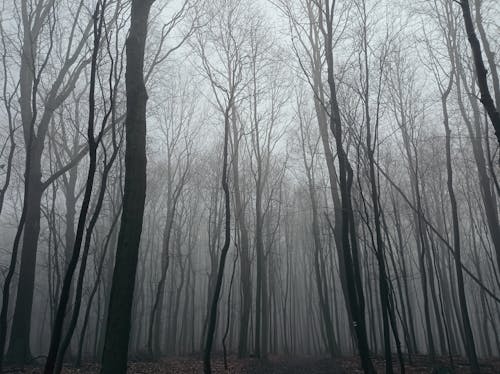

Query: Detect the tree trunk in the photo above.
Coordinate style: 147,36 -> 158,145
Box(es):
231,108 -> 252,358
320,0 -> 374,370
100,1 -> 154,372
441,75 -> 480,372
203,104 -> 232,374
459,0 -> 500,146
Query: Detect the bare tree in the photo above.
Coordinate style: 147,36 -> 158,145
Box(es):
5,1 -> 95,363
43,3 -> 111,372
100,1 -> 155,372
192,0 -> 248,371
457,0 -> 500,149
316,0 -> 375,370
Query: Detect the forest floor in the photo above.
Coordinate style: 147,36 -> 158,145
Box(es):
8,355 -> 500,373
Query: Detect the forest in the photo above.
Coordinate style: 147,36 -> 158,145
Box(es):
0,0 -> 499,373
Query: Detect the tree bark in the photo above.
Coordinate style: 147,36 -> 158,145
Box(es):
440,72 -> 480,373
203,104 -> 232,374
459,0 -> 500,148
231,108 -> 252,358
318,0 -> 374,370
100,0 -> 154,372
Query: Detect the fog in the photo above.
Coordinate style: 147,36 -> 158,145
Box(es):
0,0 -> 499,373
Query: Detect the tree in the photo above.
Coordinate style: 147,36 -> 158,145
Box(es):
231,104 -> 252,358
317,0 -> 375,371
43,2 -> 110,372
6,0 -> 94,363
192,0 -> 247,371
457,0 -> 500,149
353,0 -> 404,370
0,15 -> 19,373
100,0 -> 155,372
425,1 -> 480,369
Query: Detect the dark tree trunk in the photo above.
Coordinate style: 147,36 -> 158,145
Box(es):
100,0 -> 154,372
320,1 -> 375,371
75,203 -> 121,367
0,93 -> 38,373
231,109 -> 252,358
441,73 -> 480,373
203,104 -> 232,374
43,4 -> 107,371
6,153 -> 43,365
459,0 -> 500,147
